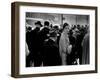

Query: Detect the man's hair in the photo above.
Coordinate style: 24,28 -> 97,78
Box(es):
44,21 -> 50,26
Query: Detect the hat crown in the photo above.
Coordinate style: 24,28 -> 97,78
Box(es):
35,21 -> 42,27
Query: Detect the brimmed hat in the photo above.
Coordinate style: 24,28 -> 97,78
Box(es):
49,28 -> 57,37
53,25 -> 59,30
35,21 -> 43,27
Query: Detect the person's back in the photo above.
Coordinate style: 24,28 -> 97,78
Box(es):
26,30 -> 32,51
30,27 -> 40,51
38,21 -> 50,51
42,39 -> 61,66
82,33 -> 89,64
39,27 -> 49,42
67,34 -> 76,65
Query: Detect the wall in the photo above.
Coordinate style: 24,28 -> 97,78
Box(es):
26,13 -> 89,28
0,0 -> 100,80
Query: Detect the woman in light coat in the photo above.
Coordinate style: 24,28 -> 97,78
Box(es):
59,23 -> 71,65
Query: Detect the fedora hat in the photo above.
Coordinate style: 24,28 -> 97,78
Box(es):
35,21 -> 43,27
49,28 -> 57,37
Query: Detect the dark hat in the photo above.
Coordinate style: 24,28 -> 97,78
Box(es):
53,25 -> 59,30
35,21 -> 43,27
49,28 -> 57,37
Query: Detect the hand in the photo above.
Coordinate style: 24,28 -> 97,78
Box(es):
68,45 -> 72,54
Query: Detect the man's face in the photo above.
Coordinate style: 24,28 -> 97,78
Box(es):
73,28 -> 80,37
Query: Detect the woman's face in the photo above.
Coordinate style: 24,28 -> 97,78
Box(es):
64,26 -> 70,32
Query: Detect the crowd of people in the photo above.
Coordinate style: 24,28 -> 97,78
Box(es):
26,20 -> 89,67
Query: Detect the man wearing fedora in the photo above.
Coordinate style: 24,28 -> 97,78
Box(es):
38,21 -> 50,46
26,21 -> 43,67
37,21 -> 50,64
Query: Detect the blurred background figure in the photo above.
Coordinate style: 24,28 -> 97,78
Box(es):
38,21 -> 50,49
82,28 -> 90,64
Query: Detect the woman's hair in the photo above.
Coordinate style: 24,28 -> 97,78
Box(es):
63,23 -> 69,30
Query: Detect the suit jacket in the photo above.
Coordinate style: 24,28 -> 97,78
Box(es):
26,27 -> 40,52
38,27 -> 50,49
42,39 -> 61,66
